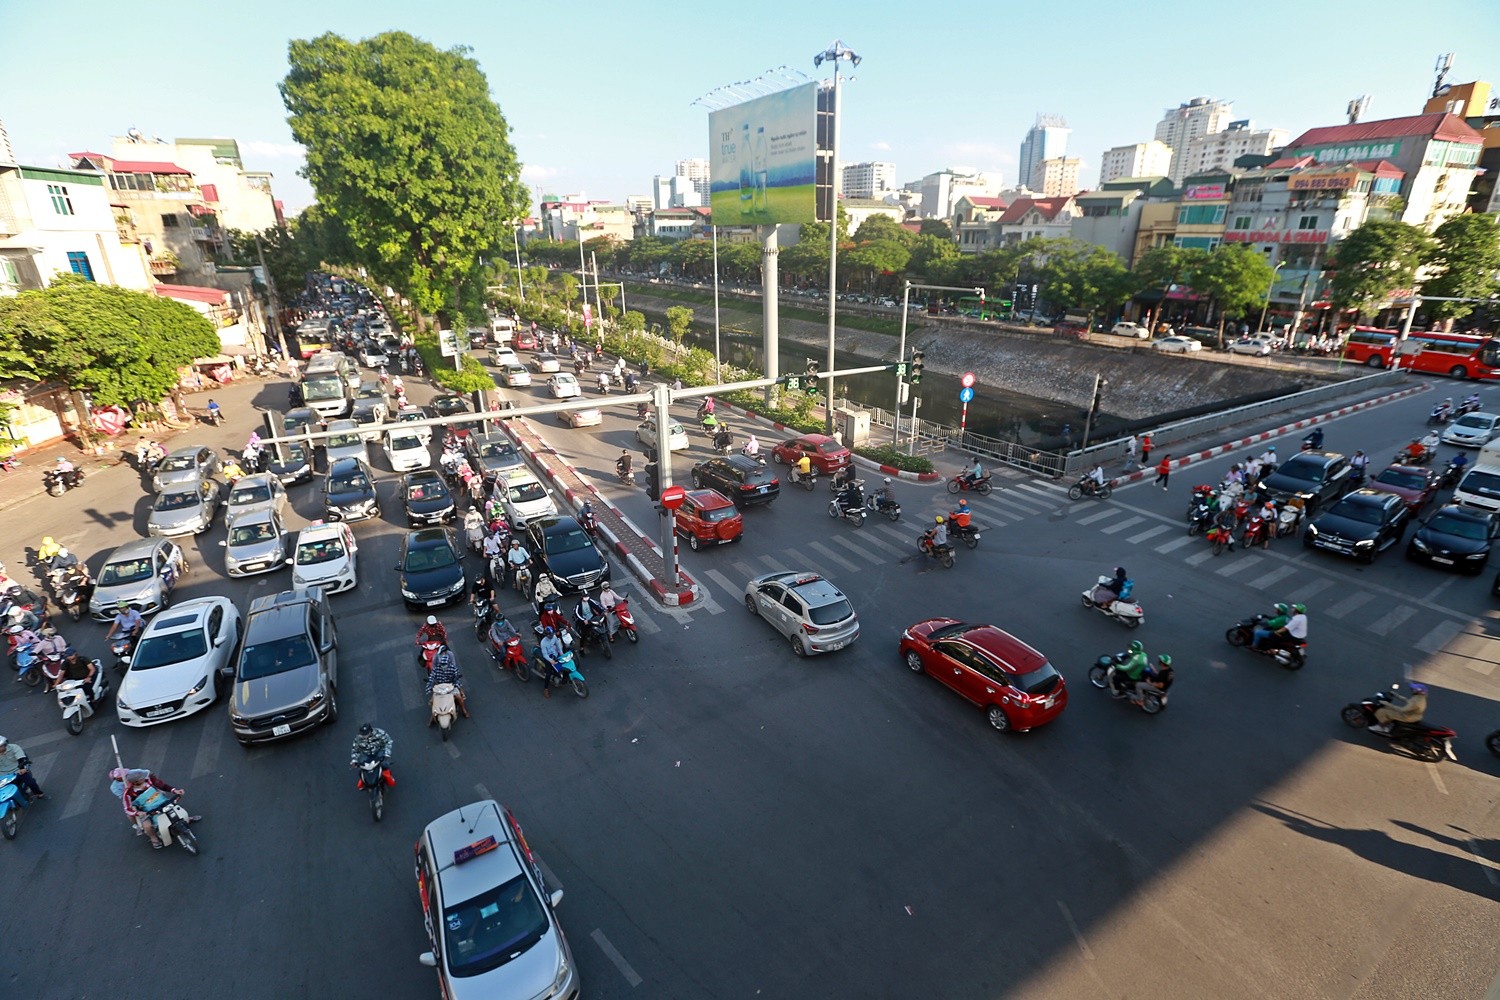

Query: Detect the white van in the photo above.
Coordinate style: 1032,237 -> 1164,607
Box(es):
490,316 -> 516,344
1453,440 -> 1500,512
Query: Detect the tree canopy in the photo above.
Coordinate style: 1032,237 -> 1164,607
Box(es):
1421,214 -> 1500,322
1327,220 -> 1434,320
280,31 -> 528,315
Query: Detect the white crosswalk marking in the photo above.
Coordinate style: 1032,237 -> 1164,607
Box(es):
142,726 -> 171,769
1011,482 -> 1064,502
1247,565 -> 1298,590
1416,620 -> 1464,655
833,532 -> 904,561
1185,549 -> 1218,567
190,716 -> 224,780
755,554 -> 786,574
1214,557 -> 1261,577
703,568 -> 744,607
807,541 -> 862,573
871,523 -> 914,549
1154,535 -> 1196,554
1325,592 -> 1376,619
1100,516 -> 1145,535
1287,578 -> 1335,603
1077,508 -> 1119,526
62,739 -> 114,820
1370,605 -> 1417,637
690,585 -> 726,615
1126,525 -> 1171,544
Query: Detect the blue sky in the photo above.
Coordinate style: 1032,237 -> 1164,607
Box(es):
3,0 -> 1495,216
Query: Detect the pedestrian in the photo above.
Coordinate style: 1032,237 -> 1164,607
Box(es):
1140,433 -> 1153,467
1124,433 -> 1138,470
1154,454 -> 1172,490
287,356 -> 301,380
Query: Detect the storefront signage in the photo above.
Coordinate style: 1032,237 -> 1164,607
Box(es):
1223,230 -> 1329,244
1288,172 -> 1359,191
1293,141 -> 1400,162
1182,183 -> 1226,200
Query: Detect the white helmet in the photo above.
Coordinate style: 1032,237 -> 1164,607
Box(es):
425,615 -> 437,626
883,477 -> 892,484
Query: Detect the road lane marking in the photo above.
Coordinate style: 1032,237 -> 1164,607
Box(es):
1011,482 -> 1065,502
1430,768 -> 1448,796
832,532 -> 904,561
1099,515 -> 1145,535
1185,549 -> 1217,567
755,554 -> 786,574
1370,605 -> 1417,637
1154,535 -> 1196,554
1414,620 -> 1463,655
474,782 -> 492,801
1246,565 -> 1298,590
62,739 -> 114,820
591,928 -> 643,987
1464,838 -> 1499,885
189,716 -> 223,780
1126,524 -> 1171,544
807,541 -> 861,573
703,568 -> 743,606
1055,900 -> 1095,961
1214,556 -> 1260,577
3,729 -> 67,753
142,726 -> 171,769
1325,592 -> 1376,620
1286,578 -> 1334,603
1077,508 -> 1120,526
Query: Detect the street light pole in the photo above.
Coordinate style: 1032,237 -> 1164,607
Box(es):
712,224 -> 723,383
513,223 -> 525,301
893,280 -> 984,446
816,40 -> 861,437
1257,261 -> 1286,334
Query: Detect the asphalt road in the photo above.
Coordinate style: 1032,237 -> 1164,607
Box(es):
3,361 -> 1499,1000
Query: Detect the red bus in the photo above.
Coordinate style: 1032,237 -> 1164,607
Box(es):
1340,327 -> 1500,380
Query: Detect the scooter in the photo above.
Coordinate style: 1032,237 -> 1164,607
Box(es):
471,596 -> 493,642
915,532 -> 955,568
142,793 -> 199,855
1068,477 -> 1113,501
487,619 -> 528,674
416,638 -> 443,674
827,491 -> 867,528
741,447 -> 766,467
1087,652 -> 1168,714
946,472 -> 994,495
430,682 -> 458,741
0,771 -> 34,840
1428,405 -> 1452,426
1439,458 -> 1467,489
1224,614 -> 1306,669
610,598 -> 639,644
527,647 -> 588,698
43,467 -> 85,496
574,609 -> 613,660
1340,686 -> 1458,763
1241,512 -> 1270,549
110,633 -> 137,675
51,566 -> 93,622
787,467 -> 818,491
1081,577 -> 1145,628
1186,499 -> 1216,536
353,753 -> 393,822
13,640 -> 42,688
865,493 -> 903,522
56,663 -> 108,735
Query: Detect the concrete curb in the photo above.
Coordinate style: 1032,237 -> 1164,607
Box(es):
1110,383 -> 1427,484
715,401 -> 945,484
498,417 -> 701,607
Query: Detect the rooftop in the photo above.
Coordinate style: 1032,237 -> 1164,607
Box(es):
1286,113 -> 1482,149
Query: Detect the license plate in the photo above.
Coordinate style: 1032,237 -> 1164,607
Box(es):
145,707 -> 174,718
827,639 -> 849,651
426,599 -> 445,606
272,724 -> 291,736
1432,556 -> 1453,565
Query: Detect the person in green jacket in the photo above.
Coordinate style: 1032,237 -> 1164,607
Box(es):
1113,640 -> 1149,697
1253,603 -> 1290,649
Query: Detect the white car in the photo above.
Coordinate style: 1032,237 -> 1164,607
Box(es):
395,406 -> 432,445
502,473 -> 558,526
503,363 -> 532,387
323,419 -> 370,465
547,373 -> 581,399
1229,335 -> 1274,356
560,407 -> 602,428
222,509 -> 289,578
288,520 -> 360,594
357,342 -> 388,368
1110,322 -> 1149,340
1152,335 -> 1203,354
531,353 -> 562,374
637,414 -> 689,451
117,597 -> 242,727
489,346 -> 520,368
1441,411 -> 1500,447
386,430 -> 432,472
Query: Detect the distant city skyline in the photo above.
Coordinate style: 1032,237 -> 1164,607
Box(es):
1,0 -> 1492,217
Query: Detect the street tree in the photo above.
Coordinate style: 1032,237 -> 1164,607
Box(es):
665,305 -> 694,344
842,239 -> 910,293
1036,239 -> 1133,324
280,31 -> 527,315
918,219 -> 954,241
1327,220 -> 1434,321
1132,245 -> 1207,329
1186,244 -> 1280,344
851,214 -> 913,246
1421,213 -> 1500,323
907,234 -> 961,286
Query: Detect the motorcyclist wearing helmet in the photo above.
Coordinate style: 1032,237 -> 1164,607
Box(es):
38,536 -> 62,563
1370,681 -> 1427,733
116,767 -> 184,849
424,645 -> 470,719
350,723 -> 393,771
949,497 -> 972,528
538,626 -> 565,693
1136,654 -> 1174,701
876,476 -> 897,512
106,601 -> 144,644
575,593 -> 606,637
1278,603 -> 1309,648
578,500 -> 597,533
963,457 -> 984,486
415,615 -> 448,647
1420,429 -> 1441,453
1101,566 -> 1128,599
1113,640 -> 1149,697
743,434 -> 760,459
1252,603 -> 1291,649
1432,398 -> 1453,422
1258,445 -> 1278,476
835,477 -> 864,511
793,454 -> 813,483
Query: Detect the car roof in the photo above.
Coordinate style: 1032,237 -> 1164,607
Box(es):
532,515 -> 581,535
228,507 -> 277,527
957,624 -> 1046,673
166,446 -> 203,458
757,571 -> 845,603
295,522 -> 349,543
791,433 -> 837,445
1431,503 -> 1490,521
721,455 -> 765,472
142,598 -> 221,634
404,527 -> 452,547
104,537 -> 167,561
326,419 -> 358,431
233,473 -> 276,489
685,488 -> 734,508
327,457 -> 367,476
424,800 -> 524,897
1283,451 -> 1344,468
1336,489 -> 1395,507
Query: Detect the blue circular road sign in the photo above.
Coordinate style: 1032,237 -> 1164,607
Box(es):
958,386 -> 975,403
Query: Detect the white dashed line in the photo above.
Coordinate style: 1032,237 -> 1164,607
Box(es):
1099,515 -> 1145,535
591,928 -> 643,987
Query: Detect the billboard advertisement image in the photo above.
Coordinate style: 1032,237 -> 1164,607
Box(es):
709,82 -> 818,226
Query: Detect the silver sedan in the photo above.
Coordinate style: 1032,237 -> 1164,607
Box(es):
148,480 -> 222,537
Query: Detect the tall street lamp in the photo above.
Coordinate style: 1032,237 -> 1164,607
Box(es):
1257,260 -> 1287,335
815,40 -> 860,436
512,222 -> 526,301
895,280 -> 982,446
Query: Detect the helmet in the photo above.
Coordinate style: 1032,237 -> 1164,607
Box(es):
934,515 -> 944,524
425,615 -> 437,626
117,600 -> 129,610
1114,566 -> 1126,576
883,477 -> 891,485
359,723 -> 373,736
5,624 -> 19,635
543,625 -> 555,636
1157,654 -> 1172,666
1292,604 -> 1306,614
1129,640 -> 1143,653
1267,446 -> 1276,452
957,499 -> 969,507
1274,602 -> 1289,615
1409,682 -> 1428,694
41,536 -> 54,548
55,457 -> 66,464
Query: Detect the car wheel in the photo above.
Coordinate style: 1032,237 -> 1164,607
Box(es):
744,595 -> 758,616
691,472 -> 703,487
904,650 -> 924,674
326,686 -> 339,724
986,706 -> 1011,733
789,633 -> 807,657
772,452 -> 786,465
688,534 -> 700,551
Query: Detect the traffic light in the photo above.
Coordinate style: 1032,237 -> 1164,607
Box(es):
806,359 -> 820,377
909,350 -> 925,385
782,375 -> 802,391
890,362 -> 908,377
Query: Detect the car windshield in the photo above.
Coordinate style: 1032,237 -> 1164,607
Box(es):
1330,500 -> 1385,524
1428,514 -> 1488,539
510,482 -> 547,504
480,443 -> 514,458
161,455 -> 196,472
507,365 -> 527,375
353,406 -> 381,423
303,374 -> 344,400
357,385 -> 382,398
131,628 -> 208,669
230,483 -> 272,506
435,398 -> 468,414
807,598 -> 854,626
1374,470 -> 1426,490
1274,458 -> 1324,484
296,537 -> 346,564
280,443 -> 310,465
100,558 -> 153,586
330,472 -> 368,492
398,411 -> 422,423
154,491 -> 199,511
545,529 -> 593,554
233,520 -> 277,545
285,414 -> 312,433
239,634 -> 315,680
407,482 -> 448,502
327,432 -> 362,449
817,441 -> 844,454
1455,414 -> 1491,429
390,435 -> 422,451
442,874 -> 549,978
1012,661 -> 1062,695
1460,469 -> 1500,496
404,543 -> 457,571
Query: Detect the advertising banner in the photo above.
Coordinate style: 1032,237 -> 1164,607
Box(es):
708,83 -> 818,225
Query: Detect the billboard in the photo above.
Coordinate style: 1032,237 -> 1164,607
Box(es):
709,82 -> 818,225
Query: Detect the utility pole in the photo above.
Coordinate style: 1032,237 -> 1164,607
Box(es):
254,234 -> 290,359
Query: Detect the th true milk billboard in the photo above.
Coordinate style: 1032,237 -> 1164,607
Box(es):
709,82 -> 818,225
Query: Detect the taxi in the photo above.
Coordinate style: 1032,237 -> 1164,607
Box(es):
287,520 -> 359,594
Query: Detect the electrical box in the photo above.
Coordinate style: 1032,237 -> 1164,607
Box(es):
836,408 -> 871,448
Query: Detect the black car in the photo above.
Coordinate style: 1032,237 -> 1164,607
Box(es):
396,527 -> 466,610
265,440 -> 314,486
1304,488 -> 1410,563
1407,504 -> 1496,574
465,433 -> 523,484
1260,451 -> 1352,514
690,455 -> 781,507
428,394 -> 479,437
323,457 -> 380,521
401,469 -> 456,527
524,515 -> 610,593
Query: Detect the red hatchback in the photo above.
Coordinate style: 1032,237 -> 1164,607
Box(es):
899,619 -> 1068,733
771,434 -> 851,474
674,489 -> 744,550
514,329 -> 539,351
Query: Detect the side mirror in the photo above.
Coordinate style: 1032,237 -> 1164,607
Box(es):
284,557 -> 295,566
418,952 -> 436,968
549,888 -> 564,908
218,541 -> 227,547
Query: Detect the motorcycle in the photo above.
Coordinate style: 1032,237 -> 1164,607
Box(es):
430,682 -> 458,741
741,447 -> 766,467
1081,576 -> 1145,628
487,619 -> 529,674
827,490 -> 867,528
615,462 -> 634,486
579,508 -> 598,538
43,467 -> 84,496
13,640 -> 42,688
1274,498 -> 1305,538
610,598 -> 639,644
471,596 -> 494,642
110,633 -> 137,675
416,637 -> 443,674
1300,431 -> 1324,452
915,532 -> 955,568
1205,521 -> 1236,555
142,792 -> 199,855
947,520 -> 981,548
1428,405 -> 1452,426
1395,446 -> 1433,467
51,566 -> 93,621
946,472 -> 994,496
354,752 -> 393,822
463,510 -> 486,554
1241,512 -> 1270,550
1087,652 -> 1168,714
1224,614 -> 1306,669
527,647 -> 588,698
1340,686 -> 1458,763
862,492 -> 902,522
0,771 -> 34,840
1068,476 -> 1113,501
1186,499 -> 1216,536
1457,397 -> 1482,417
1439,458 -> 1467,489
56,663 -> 108,735
829,468 -> 859,493
574,608 -> 613,660
714,433 -> 734,457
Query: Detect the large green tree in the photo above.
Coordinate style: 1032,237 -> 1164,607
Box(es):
280,31 -> 527,315
1327,220 -> 1434,321
1421,213 -> 1500,323
1187,244 -> 1280,342
1036,239 -> 1133,322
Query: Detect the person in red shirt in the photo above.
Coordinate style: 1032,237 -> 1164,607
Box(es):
1140,433 -> 1154,467
415,615 -> 448,647
1154,454 -> 1172,490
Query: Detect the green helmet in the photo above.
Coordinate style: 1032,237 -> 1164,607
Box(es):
1274,603 -> 1289,615
1157,654 -> 1172,666
1129,640 -> 1144,653
1292,603 -> 1306,614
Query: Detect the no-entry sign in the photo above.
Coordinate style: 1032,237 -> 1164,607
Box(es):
660,485 -> 687,510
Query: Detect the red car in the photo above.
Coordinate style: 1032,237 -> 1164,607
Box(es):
899,619 -> 1068,733
1365,463 -> 1440,514
771,433 -> 851,474
674,489 -> 743,550
514,329 -> 539,351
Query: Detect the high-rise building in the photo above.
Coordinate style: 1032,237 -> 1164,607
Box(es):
841,161 -> 896,200
903,170 -> 1005,219
674,157 -> 710,205
1099,140 -> 1173,184
652,173 -> 703,210
1180,122 -> 1289,179
1018,115 -> 1069,196
1153,98 -> 1235,183
1030,157 -> 1082,197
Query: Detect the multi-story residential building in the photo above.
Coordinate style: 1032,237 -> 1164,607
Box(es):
674,157 -> 711,205
68,151 -> 219,280
994,196 -> 1080,247
1099,141 -> 1173,185
1030,156 -> 1082,197
954,195 -> 1009,253
1280,113 -> 1483,230
1154,97 -> 1235,184
843,198 -> 903,233
1178,121 -> 1289,181
1018,115 -> 1069,196
1070,178 -> 1174,261
0,159 -> 152,294
905,170 -> 1005,220
646,207 -> 710,240
652,174 -> 702,209
841,161 -> 896,200
154,282 -> 264,357
1171,170 -> 1236,251
108,135 -> 279,234
1422,80 -> 1500,213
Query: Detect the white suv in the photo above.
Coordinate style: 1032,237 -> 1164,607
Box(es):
1110,322 -> 1149,340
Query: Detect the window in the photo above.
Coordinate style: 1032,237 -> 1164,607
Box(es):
161,213 -> 180,228
47,184 -> 74,216
1232,215 -> 1251,230
1298,215 -> 1319,230
66,252 -> 95,281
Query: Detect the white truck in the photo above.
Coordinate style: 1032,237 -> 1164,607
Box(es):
1452,439 -> 1500,512
490,315 -> 516,343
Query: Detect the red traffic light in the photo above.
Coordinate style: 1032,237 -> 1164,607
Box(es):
660,485 -> 687,510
